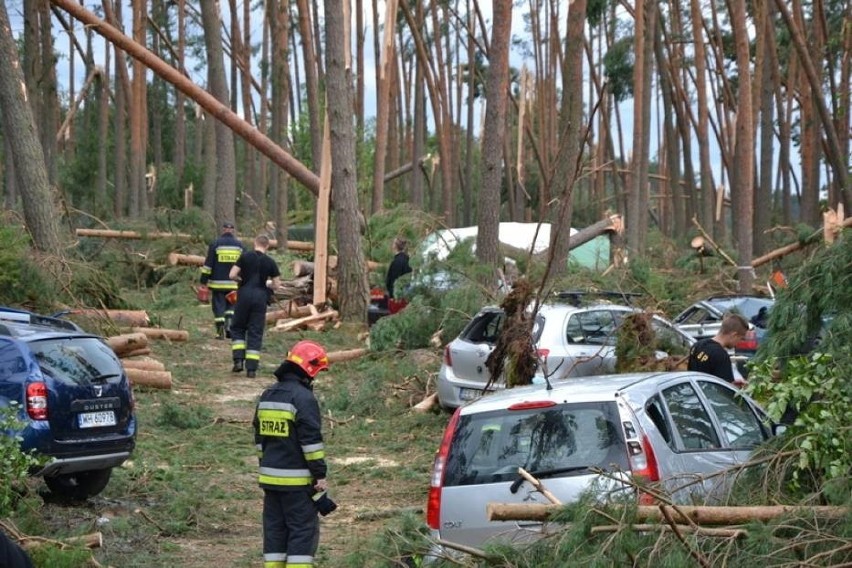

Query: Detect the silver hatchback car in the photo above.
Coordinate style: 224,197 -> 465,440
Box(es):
426,371 -> 775,553
437,302 -> 695,409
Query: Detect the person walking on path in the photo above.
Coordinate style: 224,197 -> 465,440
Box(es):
199,221 -> 245,339
687,313 -> 749,386
229,234 -> 281,378
385,237 -> 412,299
254,340 -> 335,568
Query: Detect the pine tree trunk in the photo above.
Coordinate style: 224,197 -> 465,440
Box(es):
200,0 -> 237,225
270,0 -> 290,244
0,0 -> 63,252
476,0 -> 512,267
324,0 -> 369,322
371,0 -> 399,215
174,0 -> 187,195
296,0 -> 323,172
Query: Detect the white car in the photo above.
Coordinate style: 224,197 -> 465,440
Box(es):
437,298 -> 695,409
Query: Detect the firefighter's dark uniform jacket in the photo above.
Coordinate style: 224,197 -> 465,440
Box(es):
254,365 -> 327,489
200,233 -> 244,291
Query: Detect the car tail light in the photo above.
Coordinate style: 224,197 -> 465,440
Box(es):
443,345 -> 453,367
426,408 -> 461,530
627,434 -> 659,505
26,382 -> 49,420
508,400 -> 556,411
736,330 -> 758,351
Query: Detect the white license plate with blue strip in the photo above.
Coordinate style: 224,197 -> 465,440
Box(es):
78,411 -> 116,428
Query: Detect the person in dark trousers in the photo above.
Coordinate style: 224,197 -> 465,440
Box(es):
688,313 -> 749,386
385,237 -> 412,299
200,221 -> 245,339
229,234 -> 281,378
254,340 -> 333,568
1,531 -> 34,568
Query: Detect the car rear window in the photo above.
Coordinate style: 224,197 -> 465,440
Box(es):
443,401 -> 629,486
29,338 -> 123,385
462,311 -> 544,345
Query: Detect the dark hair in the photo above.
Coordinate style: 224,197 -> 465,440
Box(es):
393,237 -> 408,253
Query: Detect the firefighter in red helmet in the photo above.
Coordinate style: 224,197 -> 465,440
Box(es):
253,340 -> 336,568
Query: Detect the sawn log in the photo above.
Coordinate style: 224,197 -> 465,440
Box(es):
106,333 -> 150,356
130,327 -> 189,342
486,503 -> 849,524
72,308 -> 151,327
125,368 -> 172,389
121,358 -> 166,372
272,310 -> 339,332
326,348 -> 368,363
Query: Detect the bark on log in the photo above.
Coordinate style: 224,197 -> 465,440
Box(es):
326,348 -> 368,363
125,368 -> 172,389
566,214 -> 624,250
486,504 -> 849,524
130,327 -> 189,342
590,524 -> 747,538
121,358 -> 166,372
412,392 -> 438,413
120,347 -> 152,359
168,252 -> 204,266
73,308 -> 151,327
106,333 -> 150,356
272,310 -> 339,332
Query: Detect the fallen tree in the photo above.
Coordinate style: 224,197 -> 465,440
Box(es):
486,503 -> 849,524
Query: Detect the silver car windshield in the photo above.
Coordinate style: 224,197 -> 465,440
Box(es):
444,402 -> 629,486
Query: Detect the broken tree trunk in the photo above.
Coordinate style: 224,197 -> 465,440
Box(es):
486,504 -> 849,524
121,358 -> 166,372
326,347 -> 368,363
566,214 -> 624,250
130,327 -> 189,342
76,228 -> 192,241
168,252 -> 204,266
292,257 -> 380,276
106,332 -> 150,356
751,216 -> 852,268
412,393 -> 438,413
125,368 -> 172,389
73,308 -> 151,327
272,310 -> 339,332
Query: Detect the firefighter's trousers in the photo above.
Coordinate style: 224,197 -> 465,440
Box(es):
231,288 -> 268,372
262,488 -> 319,568
210,289 -> 234,336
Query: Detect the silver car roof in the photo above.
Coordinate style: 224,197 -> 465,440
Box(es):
457,371 -> 703,415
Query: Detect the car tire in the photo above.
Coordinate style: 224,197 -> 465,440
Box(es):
44,468 -> 113,501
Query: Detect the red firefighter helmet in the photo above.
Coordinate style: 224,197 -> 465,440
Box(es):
286,340 -> 330,378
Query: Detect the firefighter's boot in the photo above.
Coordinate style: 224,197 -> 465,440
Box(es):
215,323 -> 225,340
224,316 -> 233,339
231,359 -> 244,373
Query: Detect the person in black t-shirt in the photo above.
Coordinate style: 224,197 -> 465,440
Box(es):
688,313 -> 749,385
385,237 -> 412,299
229,235 -> 281,378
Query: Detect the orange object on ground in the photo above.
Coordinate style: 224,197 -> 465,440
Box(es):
388,298 -> 408,315
196,285 -> 210,303
226,290 -> 238,304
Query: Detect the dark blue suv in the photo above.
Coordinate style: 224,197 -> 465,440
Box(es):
0,307 -> 136,500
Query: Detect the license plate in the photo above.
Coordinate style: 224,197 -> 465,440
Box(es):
459,388 -> 484,401
78,411 -> 117,428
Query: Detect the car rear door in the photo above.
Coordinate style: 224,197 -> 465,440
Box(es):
556,308 -> 618,377
447,309 -> 504,388
27,337 -> 134,454
438,401 -> 631,547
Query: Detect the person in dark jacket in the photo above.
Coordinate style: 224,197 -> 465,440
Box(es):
1,531 -> 34,568
385,237 -> 412,299
254,340 -> 332,568
200,221 -> 245,339
688,313 -> 749,386
229,234 -> 281,378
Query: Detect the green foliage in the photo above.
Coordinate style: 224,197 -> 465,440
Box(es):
156,400 -> 214,430
0,403 -> 42,516
746,234 -> 851,494
338,511 -> 432,568
603,36 -> 634,102
27,544 -> 93,568
0,223 -> 55,311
